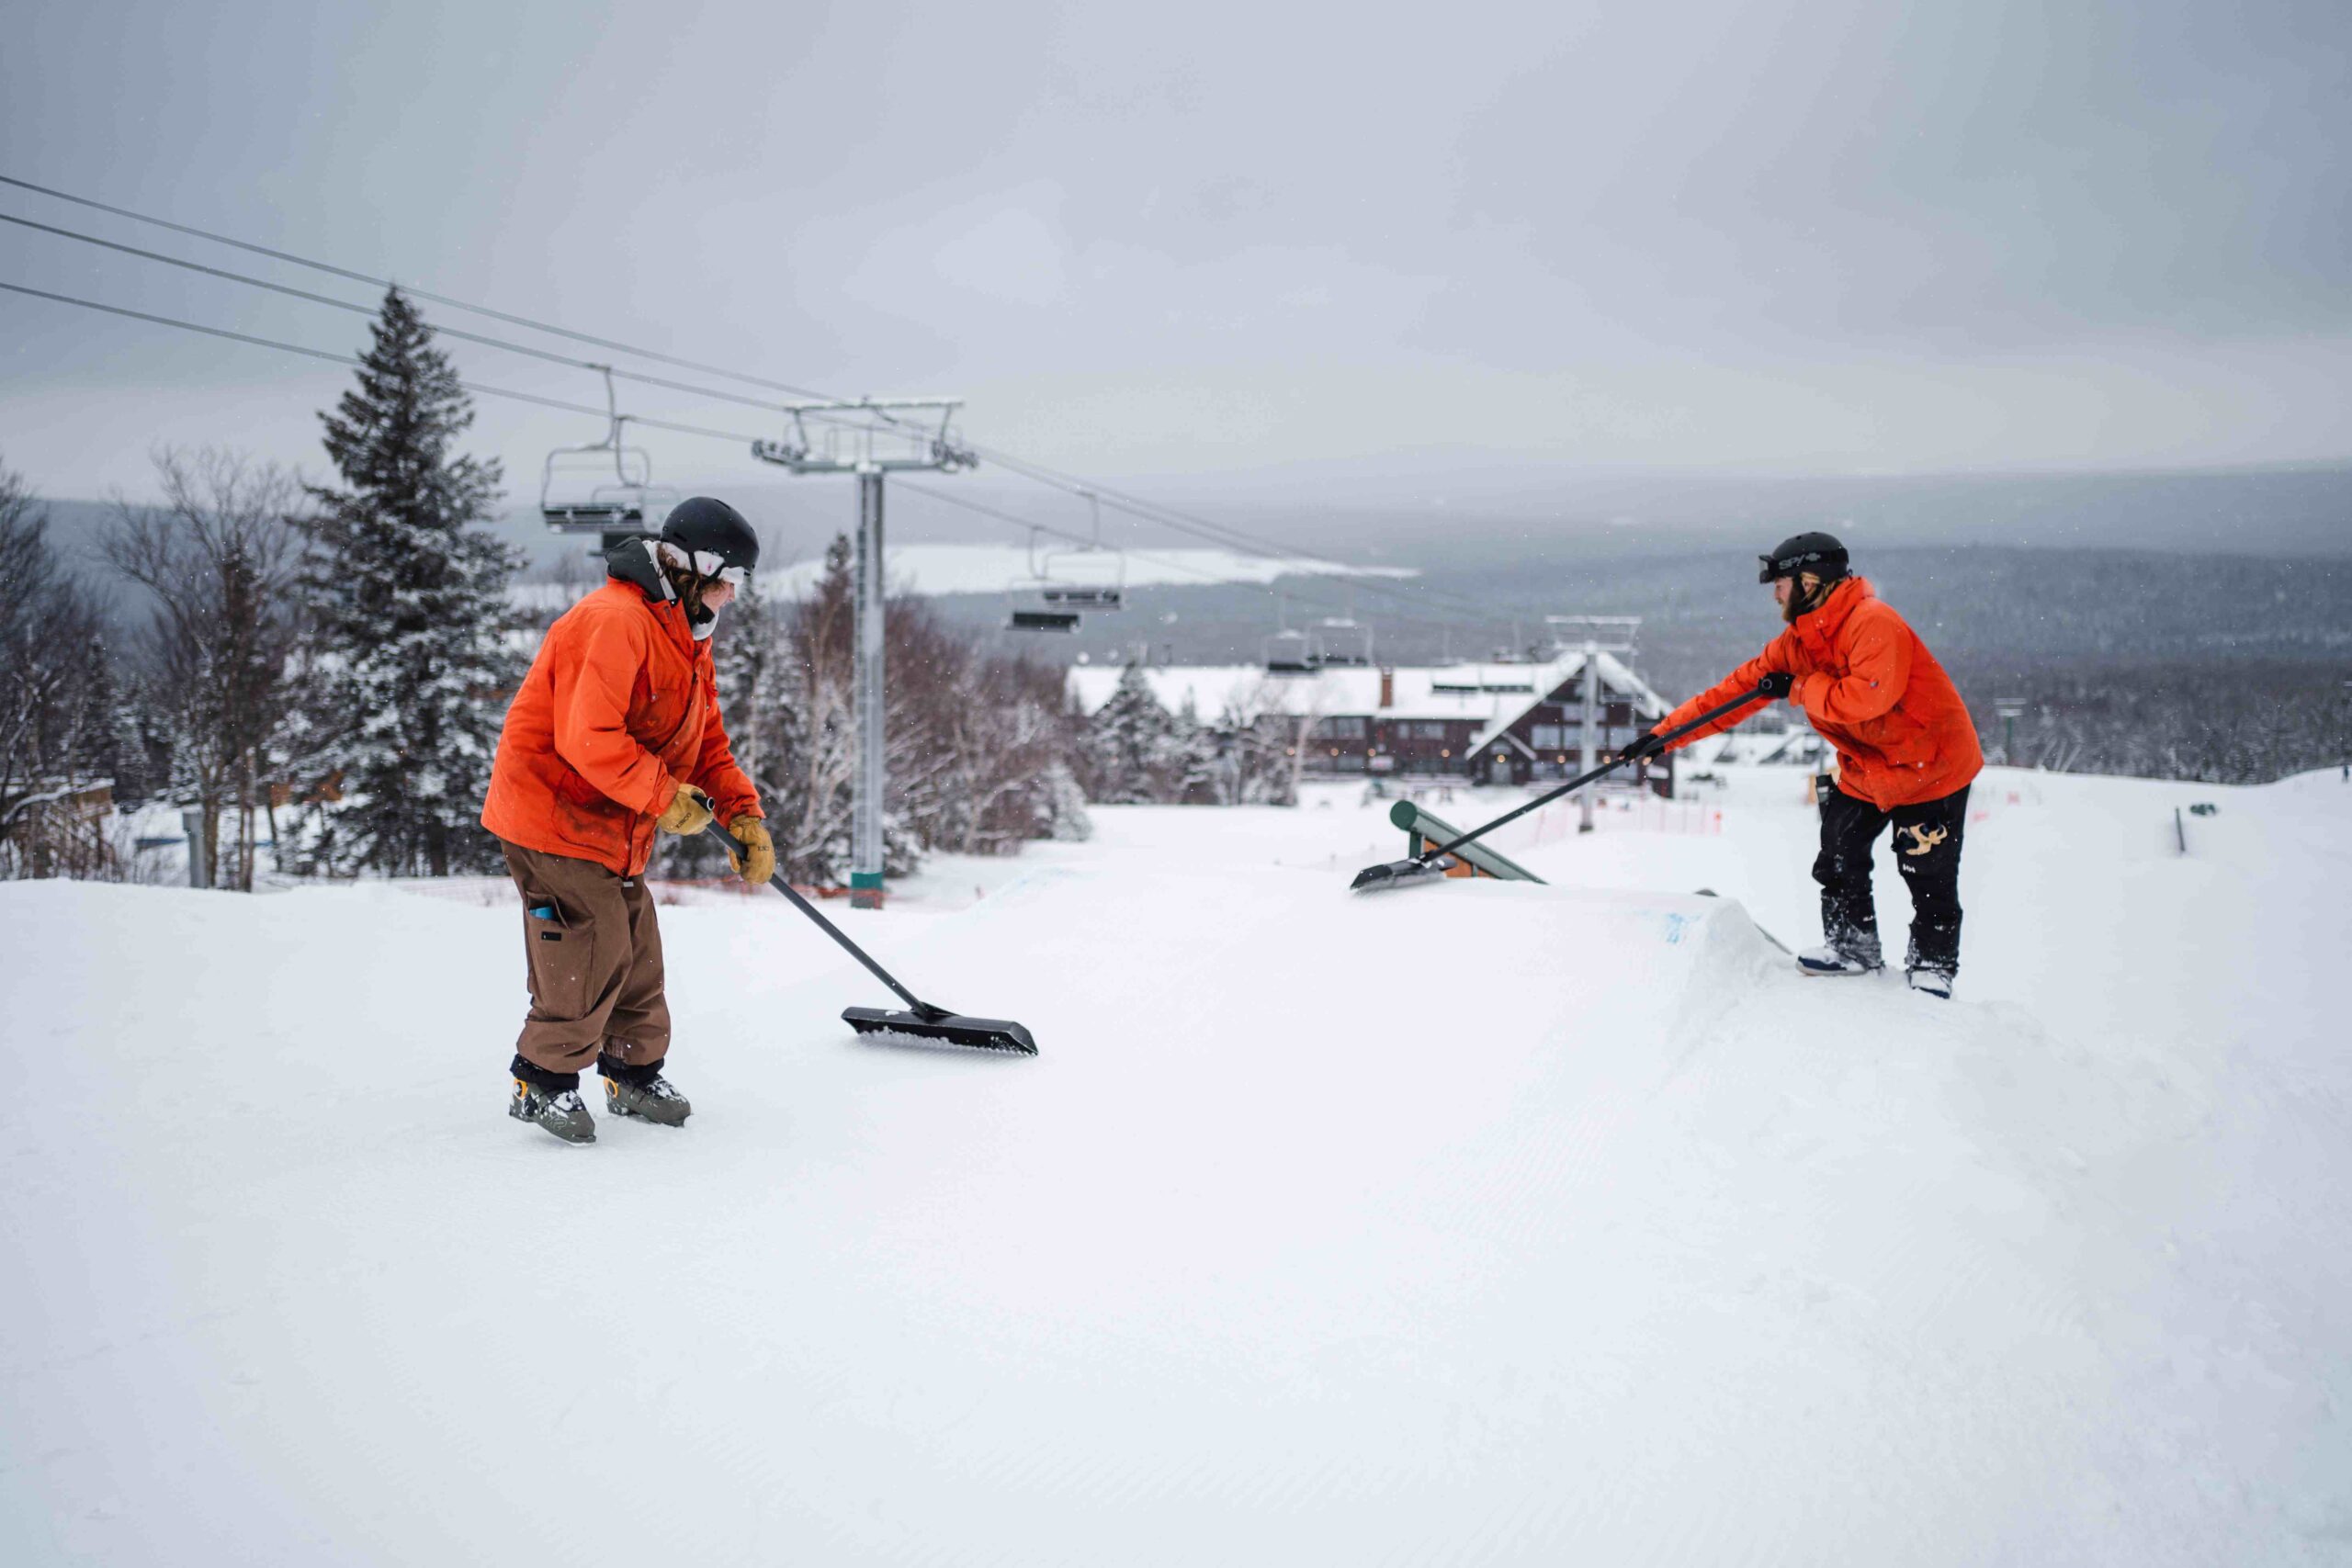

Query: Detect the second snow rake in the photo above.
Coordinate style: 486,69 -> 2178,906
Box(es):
1349,682 -> 1781,894
702,823 -> 1037,1055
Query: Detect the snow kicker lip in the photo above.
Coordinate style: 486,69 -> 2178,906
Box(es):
1349,858 -> 1452,894
842,1007 -> 1038,1055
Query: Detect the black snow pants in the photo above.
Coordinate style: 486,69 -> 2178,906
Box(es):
1814,782 -> 1970,975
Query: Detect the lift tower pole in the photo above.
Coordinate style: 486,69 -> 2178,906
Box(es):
752,400 -> 975,908
1545,616 -> 1643,833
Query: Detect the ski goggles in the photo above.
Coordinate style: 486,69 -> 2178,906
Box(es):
672,543 -> 752,586
1758,548 -> 1846,583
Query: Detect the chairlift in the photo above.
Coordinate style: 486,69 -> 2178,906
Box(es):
1264,628 -> 1314,674
1307,616 -> 1374,668
540,366 -> 678,535
1002,528 -> 1085,632
1008,608 -> 1081,633
1035,491 -> 1125,611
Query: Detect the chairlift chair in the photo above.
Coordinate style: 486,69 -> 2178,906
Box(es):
540,367 -> 678,537
1002,528 -> 1083,632
1035,490 -> 1125,611
1264,627 -> 1315,674
1307,616 -> 1374,669
1008,608 -> 1082,633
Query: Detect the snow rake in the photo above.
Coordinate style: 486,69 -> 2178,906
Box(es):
1350,682 -> 1781,895
702,823 -> 1037,1055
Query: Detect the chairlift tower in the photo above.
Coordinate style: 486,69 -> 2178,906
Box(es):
752,400 -> 976,908
1993,696 -> 2030,764
1546,616 -> 1641,833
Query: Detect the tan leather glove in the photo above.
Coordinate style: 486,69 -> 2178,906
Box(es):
726,814 -> 775,886
655,779 -> 715,836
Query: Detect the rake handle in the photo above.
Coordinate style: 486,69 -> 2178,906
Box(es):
1415,682 -> 1778,868
699,822 -> 935,1017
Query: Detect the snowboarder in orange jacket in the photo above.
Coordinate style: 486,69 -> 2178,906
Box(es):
481,497 -> 775,1140
1629,533 -> 1982,997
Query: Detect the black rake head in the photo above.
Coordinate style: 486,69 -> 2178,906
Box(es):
842,1007 -> 1038,1055
1349,858 -> 1450,894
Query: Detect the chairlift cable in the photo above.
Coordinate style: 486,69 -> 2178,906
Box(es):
3,172 -> 1476,612
3,171 -> 1505,625
967,446 -> 1504,622
1,276 -> 1501,648
0,280 -> 768,446
893,479 -> 1470,637
0,210 -> 877,429
0,171 -> 842,403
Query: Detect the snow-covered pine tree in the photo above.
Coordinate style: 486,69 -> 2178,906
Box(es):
1172,693 -> 1224,805
1082,661 -> 1185,804
1217,681 -> 1298,806
303,288 -> 522,876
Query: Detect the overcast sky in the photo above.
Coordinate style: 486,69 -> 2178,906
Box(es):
2,0 -> 2346,513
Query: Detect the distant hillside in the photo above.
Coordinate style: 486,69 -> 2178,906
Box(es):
924,547 -> 2351,785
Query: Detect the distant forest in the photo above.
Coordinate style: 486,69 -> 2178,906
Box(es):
34,495 -> 2352,790
918,545 -> 2352,786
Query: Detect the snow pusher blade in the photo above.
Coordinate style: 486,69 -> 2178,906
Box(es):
703,824 -> 1039,1056
842,1007 -> 1038,1055
1349,855 -> 1455,893
1348,681 -> 1781,896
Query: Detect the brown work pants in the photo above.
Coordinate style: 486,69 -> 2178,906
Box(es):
501,840 -> 671,1077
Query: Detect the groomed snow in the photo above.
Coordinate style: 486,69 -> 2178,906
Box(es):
4,767 -> 2347,1564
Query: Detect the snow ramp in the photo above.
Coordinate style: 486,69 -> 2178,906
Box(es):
4,861 -> 2345,1565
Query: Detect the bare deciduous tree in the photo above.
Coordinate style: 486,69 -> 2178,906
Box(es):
107,448 -> 309,891
0,457 -> 119,878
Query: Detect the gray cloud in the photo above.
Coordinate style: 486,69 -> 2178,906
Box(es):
1,0 -> 2346,502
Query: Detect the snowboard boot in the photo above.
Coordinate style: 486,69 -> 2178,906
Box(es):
1906,966 -> 1955,999
1787,949 -> 1882,973
509,1077 -> 595,1144
600,1056 -> 691,1126
1795,944 -> 1883,977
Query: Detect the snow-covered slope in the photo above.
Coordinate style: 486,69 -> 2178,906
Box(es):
4,769 -> 2348,1564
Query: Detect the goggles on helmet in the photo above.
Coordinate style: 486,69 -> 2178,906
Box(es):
1758,547 -> 1843,583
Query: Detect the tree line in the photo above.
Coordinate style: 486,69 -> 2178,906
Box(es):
0,287 -> 1285,889
2,288 -> 518,886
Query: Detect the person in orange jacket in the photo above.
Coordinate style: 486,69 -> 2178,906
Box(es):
1623,533 -> 1983,997
481,497 -> 775,1142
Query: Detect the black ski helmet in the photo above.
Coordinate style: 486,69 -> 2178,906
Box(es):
659,496 -> 760,578
1757,530 -> 1849,584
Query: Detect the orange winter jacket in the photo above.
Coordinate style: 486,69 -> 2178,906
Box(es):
1654,577 -> 1982,810
481,541 -> 761,875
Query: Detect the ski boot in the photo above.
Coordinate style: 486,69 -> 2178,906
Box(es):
1795,944 -> 1883,978
1906,966 -> 1955,999
510,1077 -> 595,1144
601,1060 -> 692,1126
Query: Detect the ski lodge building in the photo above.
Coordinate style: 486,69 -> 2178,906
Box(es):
1068,652 -> 1684,795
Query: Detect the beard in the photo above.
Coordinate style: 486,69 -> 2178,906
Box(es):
1781,576 -> 1829,623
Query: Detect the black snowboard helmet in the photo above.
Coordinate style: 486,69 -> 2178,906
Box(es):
1757,531 -> 1849,585
657,497 -> 758,641
659,496 -> 760,581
